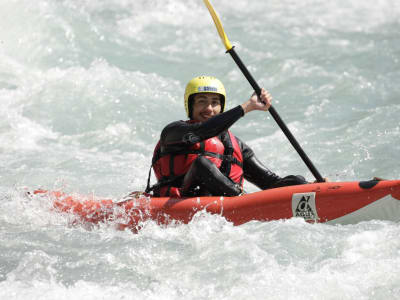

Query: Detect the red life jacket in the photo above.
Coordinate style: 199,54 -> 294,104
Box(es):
146,130 -> 244,197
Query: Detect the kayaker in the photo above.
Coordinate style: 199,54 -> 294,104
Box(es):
146,76 -> 308,197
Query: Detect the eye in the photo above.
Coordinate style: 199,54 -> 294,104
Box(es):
196,99 -> 207,106
211,100 -> 221,107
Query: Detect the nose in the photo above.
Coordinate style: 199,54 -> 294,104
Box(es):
204,103 -> 213,111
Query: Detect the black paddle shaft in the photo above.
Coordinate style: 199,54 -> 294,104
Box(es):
227,47 -> 324,182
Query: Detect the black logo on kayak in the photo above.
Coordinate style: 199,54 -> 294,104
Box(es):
295,195 -> 315,219
292,192 -> 318,221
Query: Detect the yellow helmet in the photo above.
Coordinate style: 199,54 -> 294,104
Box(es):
184,76 -> 226,119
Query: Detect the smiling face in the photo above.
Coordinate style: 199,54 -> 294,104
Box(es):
191,93 -> 222,122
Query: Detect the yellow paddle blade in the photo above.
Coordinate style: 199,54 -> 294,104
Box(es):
203,0 -> 233,51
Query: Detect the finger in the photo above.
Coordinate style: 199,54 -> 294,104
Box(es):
261,91 -> 271,104
257,93 -> 265,104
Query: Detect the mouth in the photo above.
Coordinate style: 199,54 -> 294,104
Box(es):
200,113 -> 213,120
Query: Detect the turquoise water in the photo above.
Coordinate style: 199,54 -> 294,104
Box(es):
1,0 -> 399,298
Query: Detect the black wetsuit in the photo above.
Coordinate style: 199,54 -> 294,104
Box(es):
156,105 -> 307,196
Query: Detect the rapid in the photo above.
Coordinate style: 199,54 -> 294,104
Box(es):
1,0 -> 399,299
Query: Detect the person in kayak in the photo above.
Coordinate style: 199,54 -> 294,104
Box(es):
146,76 -> 308,197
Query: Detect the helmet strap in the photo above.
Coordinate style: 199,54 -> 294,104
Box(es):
188,94 -> 195,119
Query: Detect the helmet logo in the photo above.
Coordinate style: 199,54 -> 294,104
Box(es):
197,86 -> 218,92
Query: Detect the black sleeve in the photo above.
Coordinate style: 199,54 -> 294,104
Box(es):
236,137 -> 282,189
160,105 -> 244,152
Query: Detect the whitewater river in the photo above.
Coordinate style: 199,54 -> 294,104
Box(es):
1,0 -> 399,299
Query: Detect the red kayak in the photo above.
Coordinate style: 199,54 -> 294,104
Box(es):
28,180 -> 400,232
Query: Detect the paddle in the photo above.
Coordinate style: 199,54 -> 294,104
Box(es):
203,0 -> 324,183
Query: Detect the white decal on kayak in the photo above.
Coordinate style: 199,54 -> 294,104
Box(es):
292,192 -> 319,221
